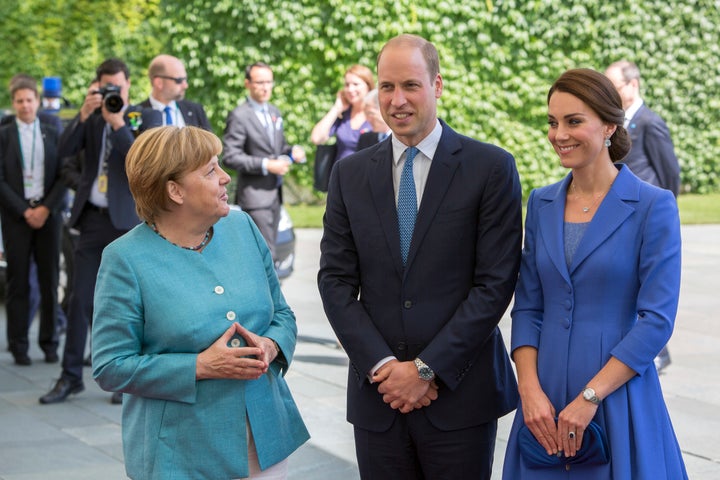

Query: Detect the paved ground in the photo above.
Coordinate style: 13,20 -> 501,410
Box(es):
0,225 -> 718,479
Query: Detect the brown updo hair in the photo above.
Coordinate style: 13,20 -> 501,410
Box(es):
548,68 -> 631,162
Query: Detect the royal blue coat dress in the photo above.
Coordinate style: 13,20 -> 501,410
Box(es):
503,165 -> 688,479
92,210 -> 309,479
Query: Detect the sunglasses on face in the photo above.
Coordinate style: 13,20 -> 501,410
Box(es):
155,75 -> 187,84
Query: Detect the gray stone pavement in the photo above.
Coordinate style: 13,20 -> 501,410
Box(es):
0,225 -> 718,479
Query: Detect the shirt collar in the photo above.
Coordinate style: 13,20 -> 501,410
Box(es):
391,119 -> 442,166
15,117 -> 38,131
149,95 -> 177,111
247,97 -> 268,112
624,97 -> 644,124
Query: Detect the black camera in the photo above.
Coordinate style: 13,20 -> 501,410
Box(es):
93,84 -> 124,113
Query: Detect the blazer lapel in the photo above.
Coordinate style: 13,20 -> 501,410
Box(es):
569,165 -> 637,274
367,141 -> 405,277
537,176 -> 572,285
405,127 -> 461,268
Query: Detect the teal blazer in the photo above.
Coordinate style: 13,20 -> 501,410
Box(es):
93,210 -> 309,479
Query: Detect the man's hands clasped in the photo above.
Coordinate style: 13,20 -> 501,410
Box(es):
373,359 -> 439,413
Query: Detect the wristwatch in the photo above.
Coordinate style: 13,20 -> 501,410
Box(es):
414,358 -> 435,381
581,387 -> 601,405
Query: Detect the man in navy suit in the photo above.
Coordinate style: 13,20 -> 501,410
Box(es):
318,35 -> 522,479
138,54 -> 212,131
605,60 -> 680,372
0,75 -> 65,366
39,58 -> 153,404
222,62 -> 305,262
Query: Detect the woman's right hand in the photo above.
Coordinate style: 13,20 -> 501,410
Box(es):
195,323 -> 268,380
335,89 -> 349,112
520,385 -> 560,456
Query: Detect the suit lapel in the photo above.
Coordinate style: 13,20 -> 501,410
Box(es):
367,141 -> 405,277
405,127 -> 462,268
569,166 -> 637,274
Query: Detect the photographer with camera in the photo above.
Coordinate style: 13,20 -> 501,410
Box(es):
39,58 -> 158,405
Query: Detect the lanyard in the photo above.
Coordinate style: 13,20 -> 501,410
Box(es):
18,119 -> 38,176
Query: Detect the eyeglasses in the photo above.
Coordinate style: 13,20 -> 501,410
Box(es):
250,80 -> 274,86
155,75 -> 187,84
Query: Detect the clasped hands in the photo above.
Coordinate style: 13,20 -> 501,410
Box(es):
24,206 -> 50,229
373,359 -> 439,414
520,386 -> 598,458
196,322 -> 278,381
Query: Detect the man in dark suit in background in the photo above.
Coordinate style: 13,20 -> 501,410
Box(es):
222,62 -> 305,263
605,60 -> 681,372
138,54 -> 212,131
39,58 -> 152,404
356,88 -> 391,151
0,75 -> 65,366
318,35 -> 522,479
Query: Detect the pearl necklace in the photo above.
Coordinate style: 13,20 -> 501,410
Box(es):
150,223 -> 212,251
570,182 -> 607,214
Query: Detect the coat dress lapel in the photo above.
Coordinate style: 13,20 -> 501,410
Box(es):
537,166 -> 639,280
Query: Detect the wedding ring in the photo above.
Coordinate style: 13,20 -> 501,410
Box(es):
568,431 -> 576,440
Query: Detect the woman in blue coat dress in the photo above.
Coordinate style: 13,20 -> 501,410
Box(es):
502,69 -> 687,479
92,126 -> 309,479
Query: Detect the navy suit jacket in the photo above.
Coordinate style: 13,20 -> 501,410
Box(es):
318,121 -> 521,432
0,118 -> 65,219
222,100 -> 292,209
623,104 -> 680,196
137,99 -> 212,131
58,109 -> 146,231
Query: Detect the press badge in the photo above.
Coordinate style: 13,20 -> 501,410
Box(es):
98,174 -> 108,193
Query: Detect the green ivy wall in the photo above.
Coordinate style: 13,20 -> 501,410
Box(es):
1,0 -> 718,197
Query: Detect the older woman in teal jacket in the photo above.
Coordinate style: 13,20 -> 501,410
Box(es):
92,126 -> 308,479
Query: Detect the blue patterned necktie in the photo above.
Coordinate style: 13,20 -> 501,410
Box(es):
164,105 -> 173,125
398,146 -> 419,265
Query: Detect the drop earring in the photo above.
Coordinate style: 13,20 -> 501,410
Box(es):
604,137 -> 612,147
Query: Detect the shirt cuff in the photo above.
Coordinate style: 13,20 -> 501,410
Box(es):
367,356 -> 396,383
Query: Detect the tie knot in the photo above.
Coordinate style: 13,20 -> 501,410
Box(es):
406,146 -> 419,163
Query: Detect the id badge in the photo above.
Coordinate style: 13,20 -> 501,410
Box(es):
98,174 -> 108,193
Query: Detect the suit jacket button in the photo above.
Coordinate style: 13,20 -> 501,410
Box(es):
226,311 -> 236,321
214,286 -> 225,294
403,300 -> 412,309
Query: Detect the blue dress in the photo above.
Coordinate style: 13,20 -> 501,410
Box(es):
502,165 -> 688,479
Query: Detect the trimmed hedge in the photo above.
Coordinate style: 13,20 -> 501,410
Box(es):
2,0 -> 718,197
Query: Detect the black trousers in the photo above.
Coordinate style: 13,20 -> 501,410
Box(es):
354,411 -> 497,480
3,212 -> 61,357
61,207 -> 127,381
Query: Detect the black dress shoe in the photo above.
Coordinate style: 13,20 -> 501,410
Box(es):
44,352 -> 59,363
39,378 -> 85,404
111,392 -> 123,404
13,353 -> 32,366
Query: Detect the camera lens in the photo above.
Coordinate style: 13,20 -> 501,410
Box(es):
104,93 -> 124,113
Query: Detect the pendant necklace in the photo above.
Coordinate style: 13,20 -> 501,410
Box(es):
570,182 -> 607,214
149,223 -> 212,251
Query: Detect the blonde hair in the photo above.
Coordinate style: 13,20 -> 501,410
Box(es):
126,126 -> 222,222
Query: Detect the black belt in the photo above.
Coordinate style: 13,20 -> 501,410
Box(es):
28,197 -> 43,208
85,203 -> 109,215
